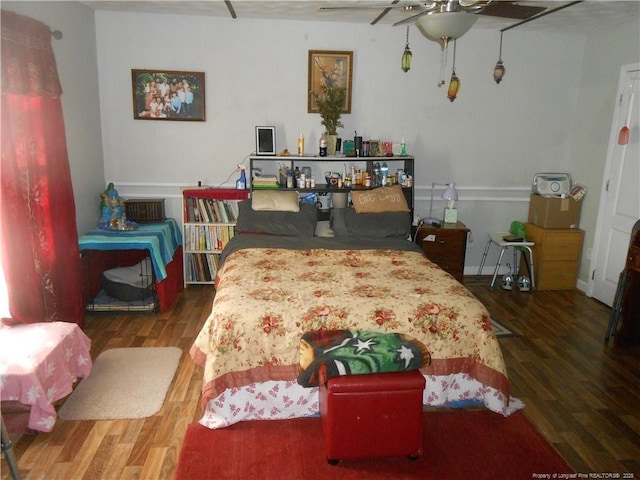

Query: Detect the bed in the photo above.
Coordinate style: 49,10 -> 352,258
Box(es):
190,189 -> 522,429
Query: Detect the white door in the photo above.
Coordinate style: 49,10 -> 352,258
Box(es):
590,63 -> 640,306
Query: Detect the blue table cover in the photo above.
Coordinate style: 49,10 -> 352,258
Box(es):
78,218 -> 182,281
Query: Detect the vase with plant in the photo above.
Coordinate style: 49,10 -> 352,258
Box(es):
313,83 -> 345,155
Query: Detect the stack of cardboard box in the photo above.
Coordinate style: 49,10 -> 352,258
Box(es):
525,193 -> 584,290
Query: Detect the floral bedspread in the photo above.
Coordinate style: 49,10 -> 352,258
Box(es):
191,242 -> 512,426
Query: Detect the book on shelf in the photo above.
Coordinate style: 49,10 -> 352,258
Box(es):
185,197 -> 200,222
210,200 -> 222,223
252,175 -> 279,189
185,196 -> 240,223
227,201 -> 239,221
186,252 -> 221,282
185,224 -> 237,252
197,198 -> 210,222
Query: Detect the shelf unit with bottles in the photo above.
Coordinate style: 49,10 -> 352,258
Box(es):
248,155 -> 415,217
182,187 -> 250,286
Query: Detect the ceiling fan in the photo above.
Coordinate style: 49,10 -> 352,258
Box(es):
320,1 -> 547,101
319,1 -> 547,29
320,1 -> 546,70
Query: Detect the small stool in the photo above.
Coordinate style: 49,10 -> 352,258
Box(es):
477,231 -> 536,291
319,370 -> 426,464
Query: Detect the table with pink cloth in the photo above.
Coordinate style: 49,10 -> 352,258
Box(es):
0,321 -> 92,432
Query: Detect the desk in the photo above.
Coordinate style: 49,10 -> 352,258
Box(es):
0,322 -> 92,433
79,219 -> 184,312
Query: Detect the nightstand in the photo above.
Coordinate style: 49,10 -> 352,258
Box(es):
415,222 -> 469,283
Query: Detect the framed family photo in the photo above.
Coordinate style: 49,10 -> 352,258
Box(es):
131,69 -> 205,121
307,50 -> 353,114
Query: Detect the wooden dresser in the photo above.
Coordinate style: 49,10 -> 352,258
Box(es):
524,223 -> 584,290
415,222 -> 469,283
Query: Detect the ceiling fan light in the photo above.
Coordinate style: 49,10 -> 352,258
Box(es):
447,70 -> 460,102
401,46 -> 412,73
401,25 -> 412,73
493,60 -> 505,84
493,31 -> 506,84
416,12 -> 478,44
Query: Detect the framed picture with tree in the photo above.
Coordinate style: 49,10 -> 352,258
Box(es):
307,50 -> 353,114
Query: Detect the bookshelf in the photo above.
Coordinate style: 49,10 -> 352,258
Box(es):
182,187 -> 250,286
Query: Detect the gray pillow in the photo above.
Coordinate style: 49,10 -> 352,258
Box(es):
330,208 -> 411,238
236,199 -> 317,237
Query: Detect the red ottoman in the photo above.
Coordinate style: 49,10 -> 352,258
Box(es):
319,370 -> 426,464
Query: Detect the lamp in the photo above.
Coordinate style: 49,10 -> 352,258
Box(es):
493,31 -> 506,84
424,182 -> 458,225
442,182 -> 459,224
401,26 -> 412,73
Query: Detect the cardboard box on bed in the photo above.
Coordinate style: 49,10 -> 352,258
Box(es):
527,193 -> 582,229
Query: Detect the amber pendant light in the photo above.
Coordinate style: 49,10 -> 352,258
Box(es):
447,39 -> 460,102
493,31 -> 506,84
401,26 -> 412,73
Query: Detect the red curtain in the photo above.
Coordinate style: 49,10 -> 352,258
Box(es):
1,10 -> 84,327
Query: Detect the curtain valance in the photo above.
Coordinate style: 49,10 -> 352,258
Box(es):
1,10 -> 62,97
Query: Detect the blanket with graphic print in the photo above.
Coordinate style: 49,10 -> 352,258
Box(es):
297,329 -> 431,387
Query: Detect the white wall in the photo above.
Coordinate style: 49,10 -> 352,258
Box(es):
2,1 -> 105,234
95,11 -> 587,188
93,10 -> 595,271
3,3 -> 639,289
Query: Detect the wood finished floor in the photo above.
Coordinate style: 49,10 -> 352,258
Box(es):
2,278 -> 639,479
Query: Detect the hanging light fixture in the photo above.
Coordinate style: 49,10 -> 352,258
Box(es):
415,11 -> 478,46
401,25 -> 412,73
414,9 -> 477,88
486,1 -> 585,87
493,31 -> 506,84
447,39 -> 460,102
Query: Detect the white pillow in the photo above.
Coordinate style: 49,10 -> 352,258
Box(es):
251,190 -> 300,212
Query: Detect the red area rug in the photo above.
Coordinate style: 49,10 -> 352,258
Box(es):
176,410 -> 572,480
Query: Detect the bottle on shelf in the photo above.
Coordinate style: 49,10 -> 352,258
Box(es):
380,162 -> 389,186
373,162 -> 381,187
319,134 -> 328,157
298,133 -> 305,156
235,166 -> 247,190
364,172 -> 371,187
401,137 -> 407,157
